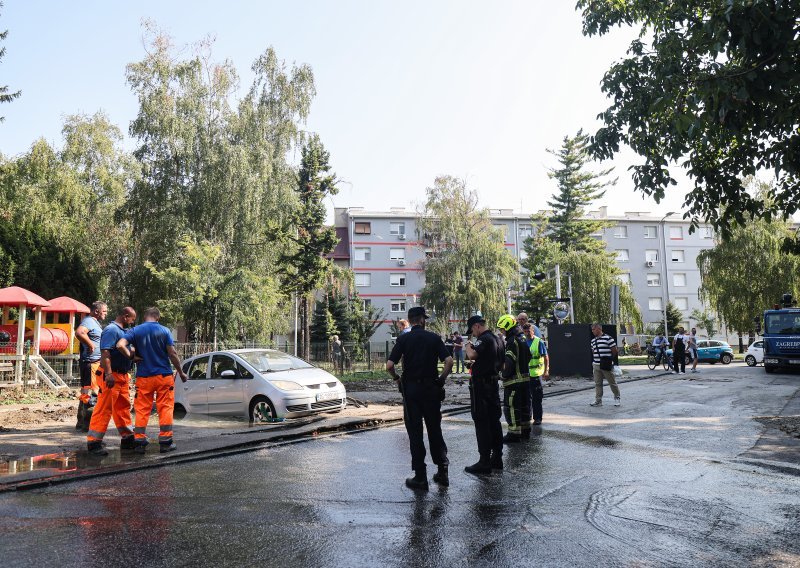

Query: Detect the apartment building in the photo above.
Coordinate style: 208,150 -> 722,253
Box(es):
331,206 -> 717,341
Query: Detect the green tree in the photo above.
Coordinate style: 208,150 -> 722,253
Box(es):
0,3 -> 21,122
310,293 -> 339,343
655,302 -> 683,337
578,1 -> 800,246
124,26 -> 314,340
690,309 -> 718,339
698,215 -> 799,351
514,222 -> 560,325
417,176 -> 519,332
546,130 -> 616,253
349,294 -> 384,346
276,135 -> 339,359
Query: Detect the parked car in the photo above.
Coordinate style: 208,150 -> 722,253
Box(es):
667,340 -> 735,365
745,341 -> 764,367
175,349 -> 347,422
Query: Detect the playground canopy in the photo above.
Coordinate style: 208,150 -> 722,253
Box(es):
41,296 -> 90,314
0,286 -> 51,308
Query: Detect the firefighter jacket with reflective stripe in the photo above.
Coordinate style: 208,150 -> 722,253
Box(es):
503,329 -> 532,386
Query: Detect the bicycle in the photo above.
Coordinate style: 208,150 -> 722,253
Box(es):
646,347 -> 657,370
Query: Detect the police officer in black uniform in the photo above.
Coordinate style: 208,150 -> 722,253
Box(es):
387,306 -> 454,490
464,315 -> 505,474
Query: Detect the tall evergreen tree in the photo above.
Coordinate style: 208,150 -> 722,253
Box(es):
310,294 -> 339,343
277,134 -> 339,358
0,3 -> 21,122
546,130 -> 616,253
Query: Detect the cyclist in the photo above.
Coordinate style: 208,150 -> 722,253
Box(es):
652,333 -> 669,369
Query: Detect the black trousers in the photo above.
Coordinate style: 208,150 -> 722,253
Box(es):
673,349 -> 686,373
470,376 -> 503,459
401,380 -> 448,472
530,377 -> 544,422
502,380 -> 531,435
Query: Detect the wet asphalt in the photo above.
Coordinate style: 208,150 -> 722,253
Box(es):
1,399 -> 799,568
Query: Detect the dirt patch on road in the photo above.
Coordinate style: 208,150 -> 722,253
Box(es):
755,416 -> 800,439
0,402 -> 76,430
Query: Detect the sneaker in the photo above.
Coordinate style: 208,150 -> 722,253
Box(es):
679,371 -> 685,374
532,419 -> 542,425
614,397 -> 621,407
159,442 -> 178,454
589,400 -> 602,407
672,371 -> 679,374
691,369 -> 699,373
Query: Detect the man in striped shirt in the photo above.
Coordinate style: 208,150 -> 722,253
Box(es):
589,324 -> 621,407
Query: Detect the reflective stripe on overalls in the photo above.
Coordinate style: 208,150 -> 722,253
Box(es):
529,337 -> 545,377
503,340 -> 527,434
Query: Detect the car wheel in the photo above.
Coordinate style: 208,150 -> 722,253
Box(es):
745,355 -> 757,367
249,396 -> 277,423
720,353 -> 733,365
173,404 -> 187,420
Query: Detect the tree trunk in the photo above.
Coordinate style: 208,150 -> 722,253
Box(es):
747,330 -> 755,347
737,331 -> 744,353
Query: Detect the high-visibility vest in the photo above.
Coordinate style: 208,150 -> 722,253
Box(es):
529,337 -> 545,377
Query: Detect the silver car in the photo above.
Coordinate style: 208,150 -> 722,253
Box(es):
175,349 -> 347,422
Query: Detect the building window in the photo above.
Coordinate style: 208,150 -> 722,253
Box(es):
615,249 -> 629,262
390,273 -> 406,286
617,273 -> 631,286
354,222 -> 371,235
644,225 -> 658,239
648,297 -> 663,311
647,273 -> 661,287
354,247 -> 371,261
361,299 -> 372,311
519,225 -> 533,239
671,250 -> 685,263
614,225 -> 628,238
389,248 -> 405,261
645,250 -> 659,263
355,273 -> 371,287
673,273 -> 687,287
669,226 -> 683,240
390,299 -> 407,313
700,226 -> 714,239
674,297 -> 688,311
390,222 -> 406,236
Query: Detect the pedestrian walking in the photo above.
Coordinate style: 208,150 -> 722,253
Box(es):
688,327 -> 700,373
386,307 -> 453,490
528,328 -> 550,425
589,324 -> 621,407
464,315 -> 505,474
116,307 -> 188,454
331,335 -> 346,374
74,301 -> 107,431
452,331 -> 465,373
672,327 -> 687,374
86,307 -> 137,456
496,314 -> 532,443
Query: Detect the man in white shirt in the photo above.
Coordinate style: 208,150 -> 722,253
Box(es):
688,327 -> 700,373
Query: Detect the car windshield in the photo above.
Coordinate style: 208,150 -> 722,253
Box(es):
237,350 -> 314,373
765,314 -> 800,335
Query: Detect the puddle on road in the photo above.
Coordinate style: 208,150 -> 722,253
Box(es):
0,450 -> 129,478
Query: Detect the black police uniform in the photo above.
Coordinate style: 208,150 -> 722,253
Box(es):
501,326 -> 532,440
469,329 -> 505,463
388,325 -> 451,475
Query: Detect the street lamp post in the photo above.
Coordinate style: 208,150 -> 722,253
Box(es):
659,211 -> 676,336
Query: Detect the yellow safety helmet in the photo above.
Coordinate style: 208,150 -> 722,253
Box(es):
496,314 -> 516,331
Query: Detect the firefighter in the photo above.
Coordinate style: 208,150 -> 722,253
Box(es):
116,307 -> 188,454
86,307 -> 137,456
497,314 -> 533,442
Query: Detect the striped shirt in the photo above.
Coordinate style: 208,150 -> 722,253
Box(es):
590,334 -> 616,363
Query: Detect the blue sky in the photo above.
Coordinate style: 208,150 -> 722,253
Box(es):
1,1 -> 689,219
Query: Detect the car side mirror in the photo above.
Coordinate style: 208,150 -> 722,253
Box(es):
220,369 -> 237,378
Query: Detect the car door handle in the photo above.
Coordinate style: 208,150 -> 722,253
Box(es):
208,386 -> 215,390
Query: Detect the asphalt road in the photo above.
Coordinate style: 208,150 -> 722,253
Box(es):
1,364 -> 799,567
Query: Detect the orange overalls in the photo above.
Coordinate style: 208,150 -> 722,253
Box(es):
78,361 -> 101,405
86,369 -> 135,448
133,374 -> 175,447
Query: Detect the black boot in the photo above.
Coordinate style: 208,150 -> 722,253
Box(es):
405,470 -> 429,490
464,458 -> 492,475
120,436 -> 136,450
87,441 -> 108,457
502,432 -> 522,444
521,429 -> 531,440
80,405 -> 94,433
432,465 -> 449,487
490,450 -> 503,470
159,442 -> 178,454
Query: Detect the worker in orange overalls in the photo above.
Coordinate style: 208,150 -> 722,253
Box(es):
86,307 -> 137,456
116,307 -> 188,454
75,302 -> 108,431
